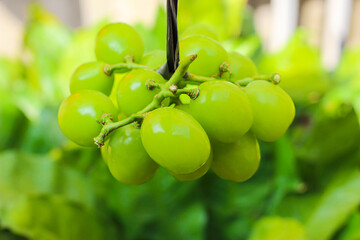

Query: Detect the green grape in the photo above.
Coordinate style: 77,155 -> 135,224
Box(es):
140,50 -> 166,69
58,90 -> 117,147
141,107 -> 211,174
188,80 -> 253,143
116,69 -> 166,116
169,151 -> 213,181
244,80 -> 295,142
101,112 -> 127,163
95,23 -> 144,64
104,125 -> 158,185
212,132 -> 260,182
228,51 -> 257,81
70,62 -> 114,95
180,35 -> 229,77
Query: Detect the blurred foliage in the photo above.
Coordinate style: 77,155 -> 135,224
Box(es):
339,212 -> 360,240
222,6 -> 263,60
306,169 -> 360,240
134,0 -> 248,53
249,217 -> 308,240
1,2 -> 360,240
178,0 -> 246,40
24,3 -> 71,102
259,30 -> 330,104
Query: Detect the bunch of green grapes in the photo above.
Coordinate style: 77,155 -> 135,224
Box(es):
58,23 -> 295,185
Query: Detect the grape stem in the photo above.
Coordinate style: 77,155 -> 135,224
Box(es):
235,73 -> 281,86
183,72 -> 281,86
94,54 -> 199,147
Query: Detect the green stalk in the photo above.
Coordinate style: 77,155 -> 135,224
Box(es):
183,72 -> 281,87
235,73 -> 281,86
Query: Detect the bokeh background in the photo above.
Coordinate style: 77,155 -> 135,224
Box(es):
0,0 -> 360,240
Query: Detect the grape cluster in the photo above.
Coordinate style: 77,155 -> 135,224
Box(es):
58,23 -> 295,185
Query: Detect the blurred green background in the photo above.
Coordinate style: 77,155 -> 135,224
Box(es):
1,1 -> 360,240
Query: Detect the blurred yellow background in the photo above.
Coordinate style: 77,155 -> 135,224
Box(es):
1,0 -> 360,70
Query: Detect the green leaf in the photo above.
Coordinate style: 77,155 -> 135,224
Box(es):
168,202 -> 207,240
222,34 -> 262,59
178,0 -> 246,40
0,229 -> 28,240
0,58 -> 24,90
294,110 -> 360,164
274,194 -> 320,223
0,151 -> 95,209
199,169 -> 273,240
339,212 -> 360,240
0,92 -> 27,150
134,6 -> 166,52
249,216 -> 308,240
1,195 -> 118,240
56,21 -> 108,99
335,45 -> 360,82
20,106 -> 67,153
306,169 -> 360,240
23,3 -> 72,102
267,135 -> 303,213
103,168 -> 200,240
259,30 -> 330,104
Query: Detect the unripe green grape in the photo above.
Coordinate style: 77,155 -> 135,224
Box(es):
141,107 -> 211,174
180,35 -> 229,77
212,132 -> 260,182
58,90 -> 117,147
104,125 -> 158,185
170,151 -> 213,181
116,69 -> 166,116
244,80 -> 295,142
101,140 -> 109,164
95,23 -> 144,64
70,62 -> 114,95
228,52 -> 257,81
188,81 -> 253,143
140,50 -> 166,70
101,112 -> 127,163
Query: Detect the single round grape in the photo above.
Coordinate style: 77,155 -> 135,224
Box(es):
70,62 -> 114,95
169,151 -> 213,181
116,69 -> 166,116
188,81 -> 253,143
140,50 -> 166,70
104,125 -> 158,185
95,23 -> 144,64
141,107 -> 211,174
101,112 -> 127,163
180,35 -> 229,77
228,52 -> 258,81
58,90 -> 117,147
212,132 -> 260,182
244,80 -> 295,142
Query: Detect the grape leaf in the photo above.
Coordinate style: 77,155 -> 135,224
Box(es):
306,169 -> 360,240
0,151 -> 95,209
1,195 -> 118,240
339,212 -> 360,240
249,216 -> 308,240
